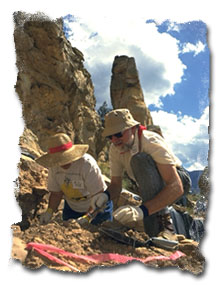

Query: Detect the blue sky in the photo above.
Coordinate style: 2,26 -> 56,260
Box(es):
63,16 -> 209,171
149,20 -> 209,119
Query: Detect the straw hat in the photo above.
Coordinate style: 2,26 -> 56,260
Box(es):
36,133 -> 89,168
102,109 -> 140,137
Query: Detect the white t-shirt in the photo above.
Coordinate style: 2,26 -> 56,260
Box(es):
48,153 -> 106,212
109,129 -> 181,182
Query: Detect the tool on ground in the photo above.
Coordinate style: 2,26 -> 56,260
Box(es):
76,206 -> 104,225
99,227 -> 178,251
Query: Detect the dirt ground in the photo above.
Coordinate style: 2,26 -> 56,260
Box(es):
11,212 -> 205,275
11,157 -> 205,275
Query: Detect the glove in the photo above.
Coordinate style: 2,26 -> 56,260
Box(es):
40,208 -> 53,224
90,192 -> 109,210
113,205 -> 144,224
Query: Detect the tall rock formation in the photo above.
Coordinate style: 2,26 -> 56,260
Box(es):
110,55 -> 153,127
13,12 -> 103,158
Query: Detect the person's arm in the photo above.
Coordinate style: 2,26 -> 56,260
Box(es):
40,191 -> 63,224
106,176 -> 122,200
144,163 -> 184,215
90,176 -> 122,210
113,163 -> 184,224
47,191 -> 63,212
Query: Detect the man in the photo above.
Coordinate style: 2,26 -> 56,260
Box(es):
91,109 -> 191,238
37,133 -> 113,225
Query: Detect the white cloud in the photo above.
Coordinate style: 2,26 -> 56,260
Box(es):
181,41 -> 206,56
167,22 -> 181,32
151,106 -> 209,170
63,17 -> 186,108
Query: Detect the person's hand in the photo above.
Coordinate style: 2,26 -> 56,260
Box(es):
40,208 -> 53,224
90,192 -> 109,210
113,205 -> 144,224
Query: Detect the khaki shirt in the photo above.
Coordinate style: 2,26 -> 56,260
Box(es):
48,153 -> 106,212
109,129 -> 181,182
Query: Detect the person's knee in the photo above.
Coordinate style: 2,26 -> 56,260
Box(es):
131,153 -> 155,169
130,153 -> 164,201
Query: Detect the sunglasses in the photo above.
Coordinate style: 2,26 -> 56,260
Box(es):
107,132 -> 123,140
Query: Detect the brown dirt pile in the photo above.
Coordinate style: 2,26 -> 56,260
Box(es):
11,213 -> 205,275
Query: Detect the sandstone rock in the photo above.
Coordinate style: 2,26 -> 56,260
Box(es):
13,11 -> 104,158
20,128 -> 44,159
110,55 -> 153,126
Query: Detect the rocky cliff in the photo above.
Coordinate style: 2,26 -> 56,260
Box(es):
13,11 -> 104,158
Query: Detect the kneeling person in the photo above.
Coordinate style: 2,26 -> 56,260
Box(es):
92,109 -> 191,239
37,133 -> 113,225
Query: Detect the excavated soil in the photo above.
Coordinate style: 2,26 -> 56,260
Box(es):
11,213 -> 205,275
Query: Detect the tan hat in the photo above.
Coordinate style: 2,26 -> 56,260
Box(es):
102,109 -> 140,137
36,133 -> 89,168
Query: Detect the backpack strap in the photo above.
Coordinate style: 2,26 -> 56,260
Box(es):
138,125 -> 147,151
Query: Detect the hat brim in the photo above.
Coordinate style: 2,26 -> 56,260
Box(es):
102,121 -> 140,137
36,144 -> 89,168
